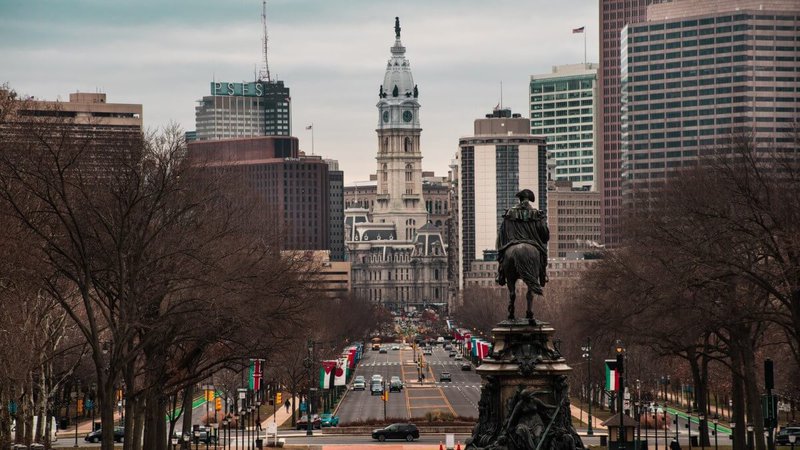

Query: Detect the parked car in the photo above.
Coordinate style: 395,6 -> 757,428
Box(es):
296,414 -> 321,430
776,426 -> 800,445
319,413 -> 339,427
371,423 -> 420,442
461,362 -> 472,371
85,426 -> 125,443
422,347 -> 432,355
454,354 -> 463,361
371,381 -> 384,396
440,372 -> 452,382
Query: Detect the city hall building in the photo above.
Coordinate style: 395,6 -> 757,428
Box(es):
345,19 -> 448,312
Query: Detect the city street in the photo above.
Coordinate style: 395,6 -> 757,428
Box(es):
336,345 -> 481,424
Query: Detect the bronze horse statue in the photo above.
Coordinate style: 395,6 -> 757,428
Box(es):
500,243 -> 544,321
496,189 -> 549,321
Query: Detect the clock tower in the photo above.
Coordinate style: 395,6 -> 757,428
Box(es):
373,17 -> 428,241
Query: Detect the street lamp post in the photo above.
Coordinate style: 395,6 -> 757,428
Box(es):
789,434 -> 797,450
747,424 -> 754,450
582,338 -> 593,436
73,378 -> 81,448
730,423 -> 736,449
712,418 -> 719,450
305,340 -> 314,437
615,340 -> 626,450
652,406 -> 658,450
687,408 -> 693,450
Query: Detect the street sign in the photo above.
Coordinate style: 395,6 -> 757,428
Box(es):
446,433 -> 455,450
299,402 -> 307,412
762,394 -> 778,428
266,422 -> 277,434
85,399 -> 94,411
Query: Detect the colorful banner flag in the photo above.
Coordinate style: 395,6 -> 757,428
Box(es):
249,359 -> 263,391
334,358 -> 348,386
319,360 -> 337,389
605,359 -> 619,391
573,26 -> 585,33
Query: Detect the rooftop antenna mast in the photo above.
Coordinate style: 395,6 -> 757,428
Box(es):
258,0 -> 271,82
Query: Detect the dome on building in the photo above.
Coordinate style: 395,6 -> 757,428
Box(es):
381,18 -> 416,101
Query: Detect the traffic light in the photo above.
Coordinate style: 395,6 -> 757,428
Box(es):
206,390 -> 214,401
215,397 -> 222,411
276,392 -> 282,404
77,398 -> 84,415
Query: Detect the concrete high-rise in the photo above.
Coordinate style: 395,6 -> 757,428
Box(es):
457,108 -> 547,290
530,63 -> 599,191
598,0 -> 657,246
620,0 -> 800,203
187,136 -> 330,251
546,180 -> 602,258
194,80 -> 291,140
325,159 -> 346,262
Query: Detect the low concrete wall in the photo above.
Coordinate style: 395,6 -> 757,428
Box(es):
322,425 -> 474,435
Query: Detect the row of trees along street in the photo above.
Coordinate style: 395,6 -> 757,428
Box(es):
457,132 -> 800,450
0,86 -> 389,450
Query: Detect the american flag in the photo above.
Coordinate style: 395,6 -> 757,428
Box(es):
573,26 -> 585,34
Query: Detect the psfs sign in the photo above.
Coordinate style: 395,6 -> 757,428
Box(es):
211,82 -> 267,97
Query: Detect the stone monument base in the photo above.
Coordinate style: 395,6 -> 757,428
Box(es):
466,319 -> 584,450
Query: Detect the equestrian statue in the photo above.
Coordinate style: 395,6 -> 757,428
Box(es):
496,189 -> 549,321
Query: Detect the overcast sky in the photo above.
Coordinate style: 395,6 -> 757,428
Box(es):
1,0 -> 598,183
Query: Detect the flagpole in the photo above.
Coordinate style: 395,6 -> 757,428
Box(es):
311,123 -> 315,155
584,28 -> 587,65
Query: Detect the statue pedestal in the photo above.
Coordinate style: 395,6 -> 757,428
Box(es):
467,320 -> 584,450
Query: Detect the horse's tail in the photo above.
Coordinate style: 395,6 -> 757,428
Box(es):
505,244 -> 543,295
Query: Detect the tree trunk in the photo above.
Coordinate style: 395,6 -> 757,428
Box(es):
180,385 -> 195,449
131,396 -> 144,450
741,339 -> 766,450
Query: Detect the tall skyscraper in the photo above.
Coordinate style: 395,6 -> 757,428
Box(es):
530,63 -> 599,191
345,18 -> 448,311
457,108 -> 547,290
598,0 -> 656,246
620,0 -> 800,203
194,80 -> 291,140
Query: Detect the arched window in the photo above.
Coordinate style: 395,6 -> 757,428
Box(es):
405,163 -> 413,182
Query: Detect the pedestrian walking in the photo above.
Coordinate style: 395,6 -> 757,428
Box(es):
284,399 -> 290,413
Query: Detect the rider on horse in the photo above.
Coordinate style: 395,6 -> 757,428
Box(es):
495,189 -> 550,288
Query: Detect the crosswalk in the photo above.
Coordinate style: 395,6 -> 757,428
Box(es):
360,362 -> 401,367
360,360 -> 469,367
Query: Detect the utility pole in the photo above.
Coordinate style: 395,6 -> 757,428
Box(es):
616,341 -> 626,450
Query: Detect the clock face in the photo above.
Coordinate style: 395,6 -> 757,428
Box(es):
382,111 -> 389,122
403,110 -> 413,122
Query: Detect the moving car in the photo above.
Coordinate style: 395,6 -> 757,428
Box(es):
371,423 -> 420,442
379,347 -> 388,354
776,427 -> 800,445
461,362 -> 472,371
352,376 -> 366,390
439,371 -> 452,382
448,350 -> 456,357
85,426 -> 125,443
391,344 -> 400,350
454,354 -> 463,361
319,413 -> 339,427
370,381 -> 384,396
422,347 -> 432,355
389,376 -> 404,392
296,414 -> 321,430
371,374 -> 383,383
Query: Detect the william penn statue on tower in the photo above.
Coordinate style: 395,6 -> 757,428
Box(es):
395,17 -> 401,38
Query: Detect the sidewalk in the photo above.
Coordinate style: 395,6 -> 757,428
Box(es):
260,396 -> 296,431
569,403 -> 607,432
